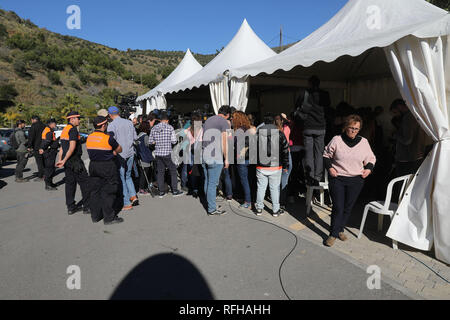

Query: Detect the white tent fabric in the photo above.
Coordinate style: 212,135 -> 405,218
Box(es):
230,77 -> 250,112
229,0 -> 449,80
385,35 -> 450,264
165,19 -> 276,108
136,49 -> 202,110
209,79 -> 229,115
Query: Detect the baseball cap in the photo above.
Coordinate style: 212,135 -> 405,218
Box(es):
108,106 -> 120,115
97,109 -> 108,117
67,111 -> 83,119
93,116 -> 108,127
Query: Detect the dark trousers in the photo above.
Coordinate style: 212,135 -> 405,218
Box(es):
156,155 -> 178,193
64,159 -> 90,211
15,151 -> 28,179
43,150 -> 57,185
138,165 -> 151,190
89,161 -> 118,223
34,151 -> 45,178
329,176 -> 364,237
303,129 -> 325,182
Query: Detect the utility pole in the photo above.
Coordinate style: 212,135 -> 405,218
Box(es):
279,25 -> 283,53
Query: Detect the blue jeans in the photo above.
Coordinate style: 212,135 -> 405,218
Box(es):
222,167 -> 233,197
202,161 -> 224,213
118,155 -> 137,206
280,151 -> 293,205
256,168 -> 282,213
236,161 -> 251,203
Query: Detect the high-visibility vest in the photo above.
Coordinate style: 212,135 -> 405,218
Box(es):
41,127 -> 56,141
86,131 -> 112,151
60,124 -> 80,141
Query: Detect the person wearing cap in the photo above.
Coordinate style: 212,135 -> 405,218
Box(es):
39,118 -> 59,191
107,106 -> 139,211
87,116 -> 124,225
56,111 -> 90,215
97,109 -> 109,118
26,115 -> 46,181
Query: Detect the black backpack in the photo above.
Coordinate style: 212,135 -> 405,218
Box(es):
9,131 -> 20,150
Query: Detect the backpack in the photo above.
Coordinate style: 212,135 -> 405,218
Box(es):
135,134 -> 154,163
9,131 -> 20,150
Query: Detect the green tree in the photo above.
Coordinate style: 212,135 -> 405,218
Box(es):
0,84 -> 19,112
141,73 -> 159,89
47,71 -> 62,85
58,94 -> 81,121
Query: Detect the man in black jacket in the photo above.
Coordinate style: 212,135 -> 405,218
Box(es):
255,114 -> 290,217
294,76 -> 330,186
27,115 -> 46,181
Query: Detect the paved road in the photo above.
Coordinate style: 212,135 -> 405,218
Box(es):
0,156 -> 411,300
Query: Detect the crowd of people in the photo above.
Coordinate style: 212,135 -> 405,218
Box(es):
10,75 -> 433,246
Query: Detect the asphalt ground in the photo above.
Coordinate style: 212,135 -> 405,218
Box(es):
0,153 -> 411,300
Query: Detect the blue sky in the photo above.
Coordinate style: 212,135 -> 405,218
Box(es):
0,0 -> 348,54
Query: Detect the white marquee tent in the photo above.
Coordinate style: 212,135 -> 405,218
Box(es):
164,19 -> 277,114
136,49 -> 203,113
229,0 -> 450,264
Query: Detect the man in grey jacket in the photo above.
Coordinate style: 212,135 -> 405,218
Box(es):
14,120 -> 29,183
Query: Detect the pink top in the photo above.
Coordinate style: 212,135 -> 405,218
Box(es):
323,135 -> 376,177
283,125 -> 291,146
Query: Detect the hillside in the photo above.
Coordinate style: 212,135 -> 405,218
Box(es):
0,8 -> 216,125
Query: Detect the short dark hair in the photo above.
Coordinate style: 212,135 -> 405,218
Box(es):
16,120 -> 25,127
390,99 -> 406,111
31,115 -> 40,121
218,105 -> 231,116
47,118 -> 57,125
263,114 -> 274,125
159,111 -> 169,121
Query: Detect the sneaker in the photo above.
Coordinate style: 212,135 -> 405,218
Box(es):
15,178 -> 27,183
325,236 -> 336,247
226,196 -> 233,202
104,217 -> 124,225
172,190 -> 184,197
122,205 -> 133,211
192,191 -> 199,199
208,209 -> 227,216
272,209 -> 284,217
45,185 -> 57,191
255,209 -> 263,216
239,202 -> 251,209
68,207 -> 83,215
130,196 -> 139,206
338,232 -> 348,241
158,192 -> 166,199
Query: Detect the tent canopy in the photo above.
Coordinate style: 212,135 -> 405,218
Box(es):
229,0 -> 450,80
136,49 -> 203,102
165,19 -> 277,94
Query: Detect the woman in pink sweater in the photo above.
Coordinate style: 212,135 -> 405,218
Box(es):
323,115 -> 376,247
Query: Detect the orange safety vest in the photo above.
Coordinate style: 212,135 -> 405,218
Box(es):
41,127 -> 56,141
86,131 -> 112,151
60,124 -> 80,141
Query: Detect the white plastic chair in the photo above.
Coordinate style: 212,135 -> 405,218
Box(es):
358,174 -> 413,249
305,171 -> 331,215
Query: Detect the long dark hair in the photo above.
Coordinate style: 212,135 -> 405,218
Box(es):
139,120 -> 151,135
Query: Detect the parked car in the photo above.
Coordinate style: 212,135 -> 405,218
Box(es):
0,128 -> 16,160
